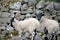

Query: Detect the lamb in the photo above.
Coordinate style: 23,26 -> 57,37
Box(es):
37,13 -> 59,33
12,18 -> 40,38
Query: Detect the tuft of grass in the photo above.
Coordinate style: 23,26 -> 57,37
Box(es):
0,37 -> 3,40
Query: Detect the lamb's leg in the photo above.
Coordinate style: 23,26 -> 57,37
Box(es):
31,32 -> 35,40
18,29 -> 22,38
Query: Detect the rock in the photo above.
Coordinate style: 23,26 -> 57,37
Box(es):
21,4 -> 28,11
19,0 -> 23,2
54,2 -> 60,11
1,12 -> 10,17
25,13 -> 32,19
1,7 -> 9,12
27,7 -> 33,13
0,26 -> 5,30
45,2 -> 60,11
34,33 -> 43,40
45,2 -> 54,12
36,0 -> 46,9
6,25 -> 14,32
0,17 -> 11,23
56,10 -> 60,16
9,1 -> 21,10
55,16 -> 60,23
23,0 -> 28,3
21,11 -> 27,15
0,4 -> 2,9
28,0 -> 36,6
20,15 -> 25,20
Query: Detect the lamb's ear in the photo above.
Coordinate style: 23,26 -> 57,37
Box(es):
41,13 -> 45,16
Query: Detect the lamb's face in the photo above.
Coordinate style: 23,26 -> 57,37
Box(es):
37,13 -> 45,21
12,19 -> 19,28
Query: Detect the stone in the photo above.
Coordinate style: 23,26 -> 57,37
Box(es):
54,2 -> 60,11
19,0 -> 23,2
45,2 -> 54,12
56,10 -> 60,16
28,0 -> 36,6
6,25 -> 14,32
34,33 -> 43,40
23,0 -> 28,3
55,16 -> 60,23
0,26 -> 5,29
1,12 -> 10,17
36,0 -> 46,9
1,7 -> 9,12
21,11 -> 27,15
0,17 -> 11,23
20,15 -> 25,20
21,4 -> 28,11
0,4 -> 2,9
9,1 -> 21,10
27,7 -> 33,13
25,13 -> 32,19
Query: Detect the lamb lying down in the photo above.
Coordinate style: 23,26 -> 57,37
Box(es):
12,18 -> 40,37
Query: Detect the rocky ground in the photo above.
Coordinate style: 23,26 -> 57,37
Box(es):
0,0 -> 60,40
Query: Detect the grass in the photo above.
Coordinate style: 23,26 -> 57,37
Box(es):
36,0 -> 50,3
0,37 -> 3,40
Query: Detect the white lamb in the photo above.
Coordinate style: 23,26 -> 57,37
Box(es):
12,18 -> 40,38
37,13 -> 59,33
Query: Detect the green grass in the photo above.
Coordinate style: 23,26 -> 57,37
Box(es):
0,37 -> 3,40
36,0 -> 50,3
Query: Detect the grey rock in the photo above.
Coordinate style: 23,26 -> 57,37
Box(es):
34,33 -> 43,40
0,4 -> 2,8
54,2 -> 60,11
1,7 -> 9,12
0,26 -> 5,29
9,2 -> 21,10
36,0 -> 46,9
28,0 -> 36,6
6,25 -> 14,32
45,2 -> 54,12
56,11 -> 60,16
1,12 -> 10,17
45,2 -> 60,11
25,13 -> 32,19
21,11 -> 28,14
21,4 -> 28,11
0,17 -> 11,23
27,7 -> 33,13
55,16 -> 60,21
23,0 -> 28,3
20,15 -> 25,20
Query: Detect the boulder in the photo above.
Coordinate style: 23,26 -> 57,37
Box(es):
54,2 -> 60,11
21,4 -> 28,11
36,0 -> 46,9
27,7 -> 33,13
1,7 -> 9,12
9,1 -> 21,10
25,13 -> 32,19
1,12 -> 10,17
45,2 -> 54,12
28,0 -> 36,6
23,0 -> 28,3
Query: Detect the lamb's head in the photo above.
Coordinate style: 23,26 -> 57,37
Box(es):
12,19 -> 19,28
37,13 -> 45,21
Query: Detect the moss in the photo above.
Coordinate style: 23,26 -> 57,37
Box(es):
11,30 -> 19,36
0,37 -> 3,40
